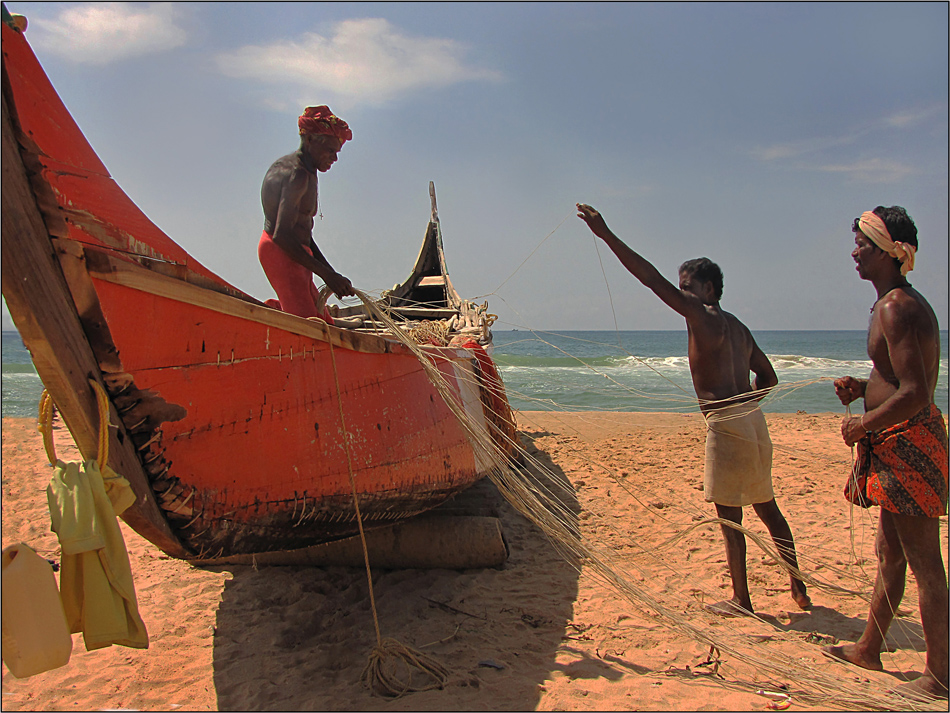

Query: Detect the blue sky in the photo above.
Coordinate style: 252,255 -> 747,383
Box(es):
3,2 -> 947,333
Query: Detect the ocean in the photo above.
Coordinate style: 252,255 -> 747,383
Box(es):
491,329 -> 949,415
2,329 -> 948,418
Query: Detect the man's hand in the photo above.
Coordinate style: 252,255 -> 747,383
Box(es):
833,376 -> 866,406
840,415 -> 867,447
576,203 -> 612,240
326,273 -> 355,299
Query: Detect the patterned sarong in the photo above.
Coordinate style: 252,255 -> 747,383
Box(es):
847,404 -> 949,517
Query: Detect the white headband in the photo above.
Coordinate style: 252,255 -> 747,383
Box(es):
858,211 -> 915,276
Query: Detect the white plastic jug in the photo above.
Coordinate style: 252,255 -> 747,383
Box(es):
1,543 -> 72,678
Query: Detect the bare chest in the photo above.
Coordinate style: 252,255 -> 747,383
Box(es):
866,322 -> 895,380
300,175 -> 318,217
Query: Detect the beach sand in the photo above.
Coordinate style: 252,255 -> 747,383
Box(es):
2,411 -> 947,711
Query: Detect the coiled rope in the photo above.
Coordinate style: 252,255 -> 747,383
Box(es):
38,379 -> 111,468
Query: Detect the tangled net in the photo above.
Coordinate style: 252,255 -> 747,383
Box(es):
347,289 -> 946,710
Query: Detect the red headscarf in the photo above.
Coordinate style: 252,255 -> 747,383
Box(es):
298,106 -> 352,144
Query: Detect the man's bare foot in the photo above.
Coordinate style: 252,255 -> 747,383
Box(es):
792,589 -> 812,610
705,599 -> 753,618
893,673 -> 950,701
821,644 -> 883,671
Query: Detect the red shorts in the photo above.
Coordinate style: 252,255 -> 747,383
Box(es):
258,231 -> 333,324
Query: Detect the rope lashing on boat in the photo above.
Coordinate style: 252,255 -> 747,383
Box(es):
407,319 -> 451,346
38,380 -> 111,468
38,390 -> 57,464
326,337 -> 449,697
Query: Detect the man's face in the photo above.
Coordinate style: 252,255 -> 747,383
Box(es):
852,232 -> 882,280
678,272 -> 711,302
305,135 -> 343,172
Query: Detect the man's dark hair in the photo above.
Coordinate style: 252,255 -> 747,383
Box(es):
872,205 -> 918,250
679,257 -> 723,301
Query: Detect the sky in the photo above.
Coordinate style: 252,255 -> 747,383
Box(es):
2,2 -> 948,334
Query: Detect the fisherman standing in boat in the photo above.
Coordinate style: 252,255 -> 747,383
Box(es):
576,203 -> 811,617
259,106 -> 356,323
824,207 -> 948,701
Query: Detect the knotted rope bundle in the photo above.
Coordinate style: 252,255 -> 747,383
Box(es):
360,636 -> 449,697
406,319 -> 451,347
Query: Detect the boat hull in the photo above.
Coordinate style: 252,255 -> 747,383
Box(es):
91,277 -> 489,557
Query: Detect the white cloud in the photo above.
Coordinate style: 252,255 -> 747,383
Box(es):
29,2 -> 185,65
752,134 -> 859,162
752,105 -> 944,182
755,103 -> 948,164
816,158 -> 915,183
752,141 -> 816,162
215,18 -> 502,107
882,104 -> 946,128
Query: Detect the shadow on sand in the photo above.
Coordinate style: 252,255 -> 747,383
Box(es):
763,604 -> 928,656
208,431 -> 583,710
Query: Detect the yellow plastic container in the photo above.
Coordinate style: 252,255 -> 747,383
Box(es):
1,543 -> 72,678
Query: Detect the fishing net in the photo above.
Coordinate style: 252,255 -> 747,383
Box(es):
348,288 -> 946,710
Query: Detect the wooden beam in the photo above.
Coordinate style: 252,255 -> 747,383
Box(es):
1,69 -> 190,558
192,515 -> 508,569
80,245 -> 413,357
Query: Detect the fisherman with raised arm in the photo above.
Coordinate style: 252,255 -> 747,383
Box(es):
259,106 -> 356,323
824,206 -> 948,701
576,203 -> 811,617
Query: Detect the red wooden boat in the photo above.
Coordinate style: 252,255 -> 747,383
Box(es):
1,16 -> 516,561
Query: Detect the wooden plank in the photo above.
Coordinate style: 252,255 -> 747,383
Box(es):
1,70 -> 190,559
79,245 -> 413,357
390,307 -> 459,319
192,515 -> 508,569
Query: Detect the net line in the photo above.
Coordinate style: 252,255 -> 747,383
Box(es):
324,206 -> 943,706
350,288 -> 945,711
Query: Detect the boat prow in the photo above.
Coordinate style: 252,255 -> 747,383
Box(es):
1,17 -> 515,560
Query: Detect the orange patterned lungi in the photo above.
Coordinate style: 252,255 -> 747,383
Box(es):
847,404 -> 949,517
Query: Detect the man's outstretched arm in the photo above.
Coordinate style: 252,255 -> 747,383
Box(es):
576,203 -> 704,319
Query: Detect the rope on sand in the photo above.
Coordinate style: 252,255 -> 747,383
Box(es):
360,637 -> 450,697
327,336 -> 448,698
349,288 -> 945,711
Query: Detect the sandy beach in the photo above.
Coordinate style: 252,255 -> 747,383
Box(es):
2,411 -> 947,711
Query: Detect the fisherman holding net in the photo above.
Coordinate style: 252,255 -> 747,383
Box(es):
576,203 -> 811,618
824,207 -> 948,701
259,106 -> 356,323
